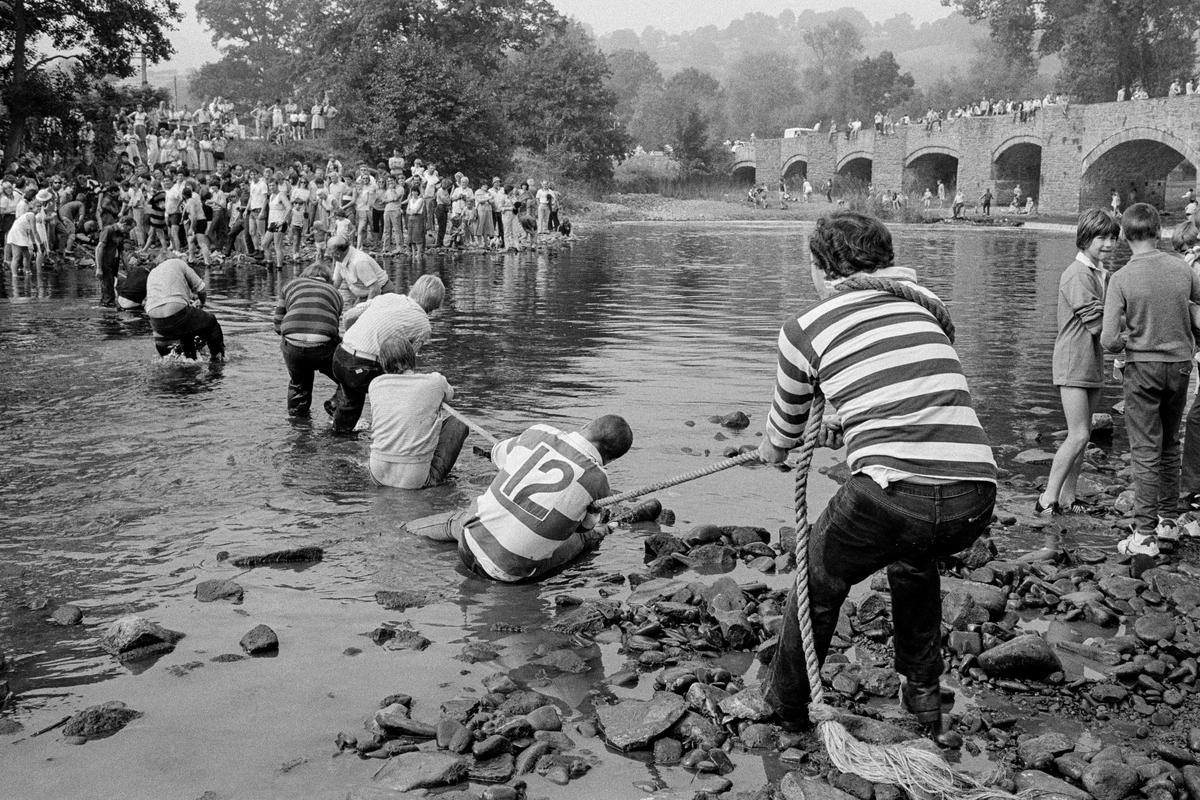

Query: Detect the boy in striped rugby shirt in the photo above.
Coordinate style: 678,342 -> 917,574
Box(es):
758,212 -> 996,738
273,263 -> 343,418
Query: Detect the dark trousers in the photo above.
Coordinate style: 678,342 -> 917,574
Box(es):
150,305 -> 225,360
329,346 -> 383,433
492,210 -> 504,246
982,200 -> 991,215
764,475 -> 995,723
1180,396 -> 1200,502
436,204 -> 449,247
1123,360 -> 1190,530
372,208 -> 384,234
98,255 -> 119,304
281,339 -> 337,417
224,217 -> 246,256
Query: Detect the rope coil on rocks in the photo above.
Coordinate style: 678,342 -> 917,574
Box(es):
790,277 -> 1018,799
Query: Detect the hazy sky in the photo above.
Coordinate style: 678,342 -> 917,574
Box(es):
164,0 -> 952,71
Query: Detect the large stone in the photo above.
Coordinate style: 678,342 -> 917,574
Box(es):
543,600 -> 620,635
1081,760 -> 1140,800
595,692 -> 688,751
50,605 -> 84,626
1013,770 -> 1090,800
671,710 -> 726,750
687,544 -> 737,573
717,686 -> 772,721
1014,448 -> 1055,464
239,624 -> 278,655
859,666 -> 901,698
469,753 -> 515,783
531,649 -> 590,674
940,578 -> 1008,619
375,589 -> 444,611
1018,732 -> 1075,769
498,690 -> 559,717
1134,613 -> 1177,644
372,752 -> 467,792
977,634 -> 1062,680
62,701 -> 142,741
100,615 -> 184,661
525,705 -> 561,732
194,579 -> 244,603
779,773 -> 858,800
1099,576 -> 1146,601
719,411 -> 750,429
227,547 -> 323,568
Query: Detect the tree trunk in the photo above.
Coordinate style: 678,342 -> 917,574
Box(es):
4,0 -> 28,161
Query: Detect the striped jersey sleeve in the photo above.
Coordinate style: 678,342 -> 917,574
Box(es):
277,278 -> 343,339
766,286 -> 995,484
462,425 -> 610,582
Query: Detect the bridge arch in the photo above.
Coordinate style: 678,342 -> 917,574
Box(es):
904,146 -> 960,197
837,150 -> 872,173
1081,126 -> 1199,212
782,154 -> 808,180
992,135 -> 1045,206
905,145 -> 961,167
730,159 -> 756,184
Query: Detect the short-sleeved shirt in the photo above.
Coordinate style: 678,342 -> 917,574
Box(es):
145,259 -> 205,318
335,246 -> 388,299
117,264 -> 151,305
97,225 -> 126,266
460,425 -> 610,582
1052,253 -> 1107,387
341,293 -> 430,356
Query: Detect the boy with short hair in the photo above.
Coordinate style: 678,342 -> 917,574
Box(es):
409,415 -> 634,582
1101,203 -> 1200,555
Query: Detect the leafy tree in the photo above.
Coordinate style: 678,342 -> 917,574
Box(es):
0,0 -> 181,158
846,51 -> 915,118
801,18 -> 864,70
500,23 -> 627,182
725,51 -> 804,137
337,36 -> 509,178
605,49 -> 663,126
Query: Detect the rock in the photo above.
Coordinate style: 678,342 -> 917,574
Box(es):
948,630 -> 983,656
1091,413 -> 1114,431
62,701 -> 142,740
456,643 -> 501,663
1090,684 -> 1129,704
532,649 -> 590,674
740,723 -> 776,750
683,525 -> 724,546
50,604 -> 83,626
473,735 -> 510,759
543,600 -> 620,635
524,705 -> 562,732
1081,760 -> 1140,800
194,579 -> 244,603
645,533 -> 689,559
779,773 -> 858,800
654,736 -> 684,764
940,578 -> 1008,619
1134,613 -> 1178,644
830,771 -> 875,800
977,634 -> 1062,680
437,718 -> 465,749
1013,770 -> 1090,799
375,589 -> 443,611
687,544 -> 737,573
720,411 -> 750,429
1018,732 -> 1075,769
383,630 -> 431,651
718,686 -> 771,721
1015,449 -> 1055,464
372,752 -> 467,792
481,788 -> 519,800
596,692 -> 687,751
100,615 -> 184,661
859,666 -> 900,698
1182,765 -> 1200,800
623,499 -> 663,524
239,624 -> 278,655
669,711 -> 727,750
942,592 -> 988,628
499,690 -> 559,717
469,753 -> 515,783
515,740 -> 552,774
228,547 -> 323,568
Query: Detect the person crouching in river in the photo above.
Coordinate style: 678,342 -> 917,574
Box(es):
144,257 -> 225,361
1035,209 -> 1120,516
408,415 -> 633,582
757,211 -> 996,738
273,263 -> 343,418
367,334 -> 468,488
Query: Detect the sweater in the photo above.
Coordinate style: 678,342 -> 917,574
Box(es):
1100,249 -> 1200,361
274,277 -> 343,341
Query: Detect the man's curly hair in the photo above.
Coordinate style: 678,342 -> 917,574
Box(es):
808,211 -> 895,278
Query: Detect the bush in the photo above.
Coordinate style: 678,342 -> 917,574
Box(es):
224,137 -> 362,171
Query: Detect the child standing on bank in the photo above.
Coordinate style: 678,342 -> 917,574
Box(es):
1101,203 -> 1200,555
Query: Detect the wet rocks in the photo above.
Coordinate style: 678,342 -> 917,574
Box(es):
525,705 -> 561,732
531,649 -> 590,674
100,615 -> 185,662
977,634 -> 1062,680
1133,613 -> 1177,644
719,411 -> 750,429
375,589 -> 444,611
1081,760 -> 1139,800
194,579 -> 244,603
456,643 -> 501,663
372,752 -> 468,793
544,600 -> 620,635
595,691 -> 687,751
1017,731 -> 1074,769
227,546 -> 323,568
468,753 -> 515,783
50,604 -> 83,626
940,577 -> 1008,619
779,773 -> 858,800
62,701 -> 142,742
239,624 -> 278,655
1013,770 -> 1090,799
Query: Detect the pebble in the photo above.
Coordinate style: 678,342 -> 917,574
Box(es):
239,624 -> 278,655
50,604 -> 83,626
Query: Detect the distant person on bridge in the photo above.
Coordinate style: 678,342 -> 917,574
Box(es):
979,187 -> 992,215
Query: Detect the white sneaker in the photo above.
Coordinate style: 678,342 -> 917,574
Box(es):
1156,517 -> 1180,544
1183,514 -> 1200,539
1117,528 -> 1160,557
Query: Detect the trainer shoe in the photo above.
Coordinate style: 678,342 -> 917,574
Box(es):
1180,512 -> 1200,538
1033,498 -> 1058,516
1156,517 -> 1181,544
1117,527 -> 1160,557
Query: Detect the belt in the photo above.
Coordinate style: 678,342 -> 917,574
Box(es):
339,342 -> 377,362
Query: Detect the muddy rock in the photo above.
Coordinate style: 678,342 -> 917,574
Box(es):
194,579 -> 244,603
531,649 -> 590,674
239,624 -> 278,655
375,589 -> 444,611
372,752 -> 468,793
645,533 -> 688,559
948,630 -> 983,656
860,666 -> 900,697
543,600 -> 620,635
779,773 -> 858,800
62,701 -> 142,741
687,543 -> 737,573
719,411 -> 750,429
456,643 -> 500,663
499,690 -> 559,716
469,753 -> 515,783
383,629 -> 431,651
1013,770 -> 1090,799
515,740 -> 552,774
525,705 -> 561,732
50,604 -> 84,626
100,615 -> 185,661
683,525 -> 724,546
228,547 -> 323,568
654,736 -> 683,764
977,634 -> 1062,680
1014,449 -> 1055,464
595,692 -> 687,751
1018,731 -> 1075,768
940,578 -> 1008,619
942,592 -> 989,628
718,686 -> 771,721
1133,613 -> 1177,644
1081,760 -> 1140,800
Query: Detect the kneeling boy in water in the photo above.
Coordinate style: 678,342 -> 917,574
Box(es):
411,415 -> 632,582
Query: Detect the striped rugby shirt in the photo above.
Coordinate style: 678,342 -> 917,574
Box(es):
766,268 -> 996,485
273,277 -> 343,341
461,425 -> 610,582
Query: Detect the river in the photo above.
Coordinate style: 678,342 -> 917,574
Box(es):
0,221 -> 1123,798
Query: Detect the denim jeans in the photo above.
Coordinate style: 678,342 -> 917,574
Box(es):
1123,360 -> 1191,530
1181,393 -> 1200,502
281,339 -> 337,417
435,204 -> 449,247
329,346 -> 382,433
764,474 -> 995,724
150,306 -> 225,360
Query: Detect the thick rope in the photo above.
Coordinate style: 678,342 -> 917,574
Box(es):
790,277 -> 1017,800
442,403 -> 502,447
596,451 -> 761,508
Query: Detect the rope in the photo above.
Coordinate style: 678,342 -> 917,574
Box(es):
595,450 -> 760,508
442,403 -> 501,447
788,277 -> 1016,800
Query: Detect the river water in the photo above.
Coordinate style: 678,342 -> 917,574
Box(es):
0,221 -> 1120,798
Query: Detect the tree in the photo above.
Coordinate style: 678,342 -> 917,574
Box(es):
846,51 -> 915,118
801,18 -> 863,70
337,36 -> 509,178
500,23 -> 628,182
0,0 -> 181,159
604,49 -> 662,126
725,51 -> 804,137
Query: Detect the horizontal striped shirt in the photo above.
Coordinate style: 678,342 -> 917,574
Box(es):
462,425 -> 610,582
766,270 -> 995,485
342,293 -> 431,357
274,277 -> 343,341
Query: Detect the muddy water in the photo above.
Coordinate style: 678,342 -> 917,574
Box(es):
0,222 -> 1115,798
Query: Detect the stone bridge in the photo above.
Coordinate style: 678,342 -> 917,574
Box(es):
731,97 -> 1200,216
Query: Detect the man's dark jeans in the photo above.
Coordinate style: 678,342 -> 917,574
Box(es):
764,474 -> 995,724
435,204 -> 449,247
281,339 -> 337,417
1123,360 -> 1190,530
150,306 -> 225,360
329,346 -> 382,433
